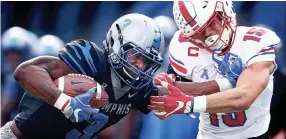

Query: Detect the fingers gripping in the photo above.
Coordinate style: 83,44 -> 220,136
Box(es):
154,75 -> 167,85
159,73 -> 173,83
76,87 -> 96,105
167,74 -> 176,83
150,96 -> 165,103
166,84 -> 182,96
153,73 -> 176,85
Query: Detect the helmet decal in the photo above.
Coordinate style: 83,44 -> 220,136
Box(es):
120,18 -> 132,31
151,26 -> 162,54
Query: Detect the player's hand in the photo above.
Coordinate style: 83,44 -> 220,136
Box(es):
157,86 -> 171,96
212,51 -> 243,79
55,87 -> 99,123
148,83 -> 194,120
153,72 -> 176,86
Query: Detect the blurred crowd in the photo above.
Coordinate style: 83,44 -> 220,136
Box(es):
1,1 -> 286,139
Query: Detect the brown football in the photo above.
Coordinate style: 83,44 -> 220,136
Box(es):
53,73 -> 108,108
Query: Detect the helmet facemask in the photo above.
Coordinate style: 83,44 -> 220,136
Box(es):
180,1 -> 237,55
192,11 -> 236,55
108,24 -> 163,90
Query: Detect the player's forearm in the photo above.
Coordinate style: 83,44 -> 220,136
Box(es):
202,63 -> 270,113
204,86 -> 248,113
14,57 -> 69,105
203,77 -> 259,113
174,81 -> 220,96
14,61 -> 61,105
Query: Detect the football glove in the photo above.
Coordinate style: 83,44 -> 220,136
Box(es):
148,83 -> 194,120
153,72 -> 176,86
54,87 -> 100,123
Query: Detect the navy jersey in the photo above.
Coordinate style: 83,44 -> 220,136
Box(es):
14,39 -> 157,139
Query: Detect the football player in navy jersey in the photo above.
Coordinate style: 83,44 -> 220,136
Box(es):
0,13 -> 165,139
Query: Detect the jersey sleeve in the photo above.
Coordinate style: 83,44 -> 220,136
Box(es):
168,32 -> 216,82
58,39 -> 107,78
168,32 -> 194,80
169,52 -> 216,82
168,51 -> 190,77
246,27 -> 281,67
167,64 -> 193,82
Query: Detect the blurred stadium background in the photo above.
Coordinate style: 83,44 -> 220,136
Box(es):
1,1 -> 285,139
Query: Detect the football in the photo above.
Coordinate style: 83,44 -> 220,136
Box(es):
53,73 -> 109,108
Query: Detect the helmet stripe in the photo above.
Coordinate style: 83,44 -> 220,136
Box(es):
178,1 -> 197,27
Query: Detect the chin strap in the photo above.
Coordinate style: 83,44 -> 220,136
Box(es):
122,67 -> 135,79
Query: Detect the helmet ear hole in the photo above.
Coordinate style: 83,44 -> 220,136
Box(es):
105,31 -> 115,48
110,37 -> 114,47
121,44 -> 133,52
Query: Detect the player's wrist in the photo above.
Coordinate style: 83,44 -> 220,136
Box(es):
54,93 -> 71,111
185,96 -> 194,114
215,77 -> 236,91
193,96 -> 207,112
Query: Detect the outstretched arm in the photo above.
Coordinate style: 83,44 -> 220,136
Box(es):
174,81 -> 220,96
149,61 -> 274,119
205,61 -> 275,113
157,76 -> 234,97
156,64 -> 235,97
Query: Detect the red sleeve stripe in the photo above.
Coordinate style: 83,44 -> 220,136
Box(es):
169,56 -> 187,74
259,43 -> 278,52
259,47 -> 275,53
